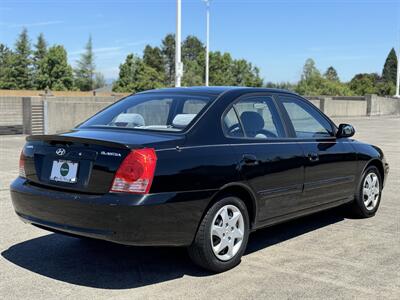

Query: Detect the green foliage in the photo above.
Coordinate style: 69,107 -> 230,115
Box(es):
265,81 -> 296,91
113,54 -> 164,93
94,72 -> 106,89
33,33 -> 48,88
382,48 -> 397,85
295,58 -> 353,96
301,58 -> 320,81
35,45 -> 74,91
12,28 -> 33,89
143,45 -> 165,75
324,66 -> 339,82
0,44 -> 17,89
74,36 -> 96,91
161,34 -> 175,86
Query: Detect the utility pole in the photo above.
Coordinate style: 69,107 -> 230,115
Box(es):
175,0 -> 183,87
204,0 -> 211,86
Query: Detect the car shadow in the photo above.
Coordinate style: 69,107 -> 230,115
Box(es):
1,207 -> 346,289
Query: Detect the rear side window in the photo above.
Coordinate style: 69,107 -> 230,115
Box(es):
226,96 -> 285,139
280,95 -> 333,138
223,108 -> 244,137
79,94 -> 214,132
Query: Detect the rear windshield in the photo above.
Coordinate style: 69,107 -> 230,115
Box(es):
79,93 -> 215,132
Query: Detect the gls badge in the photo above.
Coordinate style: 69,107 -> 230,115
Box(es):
100,151 -> 121,157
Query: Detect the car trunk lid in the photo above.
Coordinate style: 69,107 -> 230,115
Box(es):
23,129 -> 184,194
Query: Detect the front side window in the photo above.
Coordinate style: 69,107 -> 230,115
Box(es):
79,94 -> 214,132
280,95 -> 333,138
226,96 -> 284,139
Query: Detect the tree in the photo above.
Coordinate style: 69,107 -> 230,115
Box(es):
348,73 -> 380,95
75,36 -> 96,91
161,34 -> 175,86
12,28 -> 33,89
0,44 -> 16,89
295,59 -> 352,96
33,33 -> 48,88
182,35 -> 204,62
35,45 -> 74,91
113,54 -> 164,93
301,58 -> 320,81
382,48 -> 397,85
143,45 -> 165,74
33,33 -> 47,66
324,66 -> 339,81
209,51 -> 235,85
231,59 -> 263,87
182,59 -> 204,86
94,72 -> 106,89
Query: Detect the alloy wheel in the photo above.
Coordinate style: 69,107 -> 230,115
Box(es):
210,204 -> 245,261
363,172 -> 380,211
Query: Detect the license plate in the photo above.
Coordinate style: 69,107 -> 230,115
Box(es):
50,160 -> 78,183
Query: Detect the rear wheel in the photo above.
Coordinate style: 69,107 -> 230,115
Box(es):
351,166 -> 382,218
188,196 -> 250,273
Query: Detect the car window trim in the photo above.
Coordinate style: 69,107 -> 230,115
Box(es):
221,92 -> 288,141
275,94 -> 337,139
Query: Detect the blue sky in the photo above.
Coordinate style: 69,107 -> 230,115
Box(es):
0,0 -> 399,83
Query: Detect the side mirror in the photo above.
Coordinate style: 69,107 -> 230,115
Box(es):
337,124 -> 355,138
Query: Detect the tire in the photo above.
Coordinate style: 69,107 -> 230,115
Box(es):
188,196 -> 250,273
351,166 -> 382,218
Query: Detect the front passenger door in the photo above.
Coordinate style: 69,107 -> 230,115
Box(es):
278,95 -> 357,207
223,95 -> 305,223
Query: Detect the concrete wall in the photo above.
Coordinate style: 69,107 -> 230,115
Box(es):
0,97 -> 23,126
46,100 -> 115,133
0,94 -> 399,135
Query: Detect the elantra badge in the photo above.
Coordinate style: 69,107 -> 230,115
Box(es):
56,148 -> 66,156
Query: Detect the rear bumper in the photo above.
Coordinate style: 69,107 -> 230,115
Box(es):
10,177 -> 215,246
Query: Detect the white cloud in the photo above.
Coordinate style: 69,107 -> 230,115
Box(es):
0,20 -> 64,28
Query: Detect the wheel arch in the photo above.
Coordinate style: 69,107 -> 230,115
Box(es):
363,159 -> 385,184
206,183 -> 258,230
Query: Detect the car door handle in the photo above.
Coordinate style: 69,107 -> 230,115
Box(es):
307,152 -> 319,162
242,154 -> 259,166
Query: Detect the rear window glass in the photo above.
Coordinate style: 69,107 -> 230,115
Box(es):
79,93 -> 215,132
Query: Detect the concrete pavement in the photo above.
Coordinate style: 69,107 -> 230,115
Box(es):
0,116 -> 399,299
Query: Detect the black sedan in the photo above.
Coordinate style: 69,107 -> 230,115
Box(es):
10,87 -> 389,272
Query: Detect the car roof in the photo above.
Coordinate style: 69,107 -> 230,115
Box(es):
138,86 -> 296,97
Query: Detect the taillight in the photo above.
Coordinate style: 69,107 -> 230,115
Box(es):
19,150 -> 26,178
111,148 -> 157,194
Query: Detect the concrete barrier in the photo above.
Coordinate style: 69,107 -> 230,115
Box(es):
0,94 -> 399,135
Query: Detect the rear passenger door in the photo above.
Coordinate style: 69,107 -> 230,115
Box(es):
277,94 -> 357,207
223,94 -> 305,222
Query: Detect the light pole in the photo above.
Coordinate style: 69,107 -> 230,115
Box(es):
204,0 -> 211,86
175,0 -> 183,87
395,46 -> 400,98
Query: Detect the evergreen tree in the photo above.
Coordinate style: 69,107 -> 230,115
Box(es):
143,45 -> 165,74
0,44 -> 16,89
301,58 -> 320,81
75,36 -> 96,91
161,34 -> 175,86
33,33 -> 48,88
113,54 -> 164,93
382,48 -> 397,85
13,28 -> 33,89
182,35 -> 204,62
36,45 -> 74,91
324,66 -> 339,81
232,59 -> 263,87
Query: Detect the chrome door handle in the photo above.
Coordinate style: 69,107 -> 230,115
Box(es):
242,154 -> 259,166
